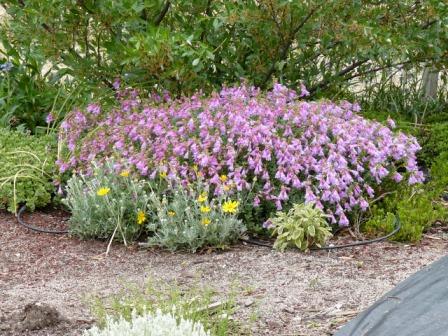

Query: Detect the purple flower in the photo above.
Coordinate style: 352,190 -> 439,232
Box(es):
392,172 -> 403,183
299,83 -> 310,97
45,113 -> 55,124
262,219 -> 275,229
359,198 -> 369,211
387,118 -> 396,129
112,78 -> 121,90
58,83 -> 423,227
339,213 -> 349,226
87,104 -> 101,115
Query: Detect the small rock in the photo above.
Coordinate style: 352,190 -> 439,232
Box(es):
282,306 -> 295,314
179,270 -> 195,279
243,299 -> 254,307
265,319 -> 283,329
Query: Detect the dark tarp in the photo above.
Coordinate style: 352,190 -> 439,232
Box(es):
334,255 -> 448,336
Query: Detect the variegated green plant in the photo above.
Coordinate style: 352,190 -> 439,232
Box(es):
270,203 -> 332,252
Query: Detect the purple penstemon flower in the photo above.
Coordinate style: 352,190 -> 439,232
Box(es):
387,117 -> 396,129
87,103 -> 101,115
112,78 -> 121,90
45,113 -> 55,124
58,83 -> 423,226
299,83 -> 310,97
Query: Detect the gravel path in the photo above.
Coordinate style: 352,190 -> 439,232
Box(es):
1,209 -> 446,335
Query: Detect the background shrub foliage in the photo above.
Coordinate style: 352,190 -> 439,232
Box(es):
0,33 -> 105,133
1,1 -> 446,96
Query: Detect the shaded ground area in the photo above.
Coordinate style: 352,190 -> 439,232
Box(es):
0,209 -> 447,335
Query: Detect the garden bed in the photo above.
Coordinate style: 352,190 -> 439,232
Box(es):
1,209 -> 447,335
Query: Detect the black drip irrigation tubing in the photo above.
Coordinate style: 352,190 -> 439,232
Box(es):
17,203 -> 401,250
241,215 -> 401,251
17,205 -> 69,234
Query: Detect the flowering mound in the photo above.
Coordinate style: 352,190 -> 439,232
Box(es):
83,310 -> 210,336
58,84 -> 423,225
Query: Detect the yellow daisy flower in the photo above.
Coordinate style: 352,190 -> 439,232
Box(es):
159,171 -> 167,179
120,170 -> 130,177
200,205 -> 211,213
202,218 -> 211,226
223,185 -> 231,192
96,187 -> 110,196
168,211 -> 176,217
220,174 -> 228,182
137,210 -> 146,225
222,200 -> 239,214
197,192 -> 207,203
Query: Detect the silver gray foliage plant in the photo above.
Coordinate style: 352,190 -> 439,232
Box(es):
83,309 -> 210,336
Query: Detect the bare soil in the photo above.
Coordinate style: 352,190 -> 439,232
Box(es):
1,209 -> 447,336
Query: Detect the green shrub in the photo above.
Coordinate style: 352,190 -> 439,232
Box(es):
269,203 -> 332,251
0,128 -> 57,213
0,35 -> 112,133
363,183 -> 446,242
0,56 -> 59,131
430,152 -> 448,188
63,161 -> 149,245
358,81 -> 448,170
417,123 -> 448,167
145,179 -> 246,252
3,1 -> 446,96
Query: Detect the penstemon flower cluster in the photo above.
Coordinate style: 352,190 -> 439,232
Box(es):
58,83 -> 423,226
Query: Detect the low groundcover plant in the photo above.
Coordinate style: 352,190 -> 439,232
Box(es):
89,280 -> 238,335
64,162 -> 245,251
63,161 -> 149,247
144,177 -> 246,252
83,309 -> 210,336
58,83 -> 423,226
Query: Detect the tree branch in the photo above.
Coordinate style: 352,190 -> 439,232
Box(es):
307,59 -> 370,94
200,0 -> 213,42
422,19 -> 438,29
307,57 -> 434,96
259,4 -> 320,88
343,60 -> 414,82
154,1 -> 171,26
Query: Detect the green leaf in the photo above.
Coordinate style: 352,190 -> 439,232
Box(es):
308,225 -> 315,237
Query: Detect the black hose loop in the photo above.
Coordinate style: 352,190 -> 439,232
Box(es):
241,214 -> 402,251
17,204 -> 69,234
